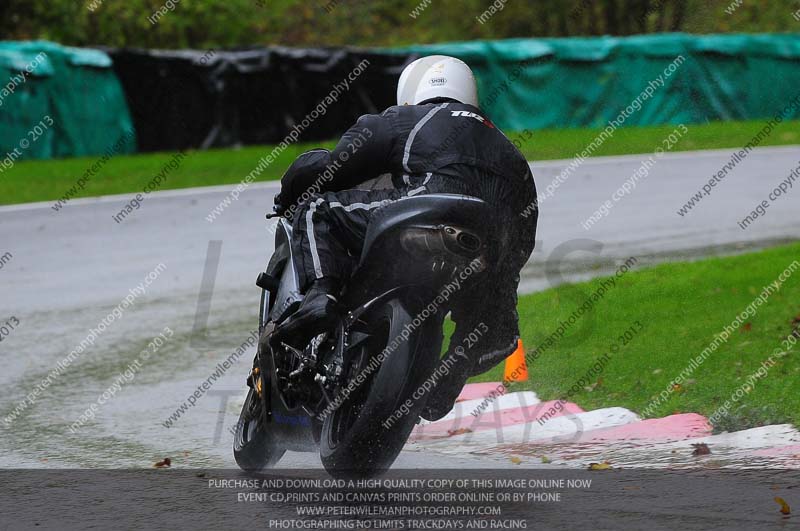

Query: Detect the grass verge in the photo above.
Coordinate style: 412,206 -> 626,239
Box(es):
471,242 -> 800,431
2,119 -> 799,206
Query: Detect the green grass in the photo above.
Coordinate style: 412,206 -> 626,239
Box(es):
472,242 -> 800,431
521,118 -> 800,161
2,118 -> 799,206
0,142 -> 331,206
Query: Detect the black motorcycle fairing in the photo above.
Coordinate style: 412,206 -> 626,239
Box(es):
268,220 -> 303,324
263,345 -> 318,452
266,218 -> 293,277
359,193 -> 494,268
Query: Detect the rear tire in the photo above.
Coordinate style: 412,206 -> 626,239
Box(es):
319,297 -> 443,478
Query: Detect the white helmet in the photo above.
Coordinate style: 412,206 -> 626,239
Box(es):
396,55 -> 479,108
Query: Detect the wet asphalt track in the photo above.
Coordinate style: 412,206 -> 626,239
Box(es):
1,145 -> 799,473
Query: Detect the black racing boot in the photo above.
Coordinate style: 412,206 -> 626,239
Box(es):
419,360 -> 470,422
419,385 -> 464,422
271,278 -> 340,349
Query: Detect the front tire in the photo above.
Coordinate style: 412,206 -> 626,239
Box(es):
233,351 -> 285,471
319,297 -> 443,477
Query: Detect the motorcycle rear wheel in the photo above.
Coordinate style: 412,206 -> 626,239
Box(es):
319,297 -> 443,478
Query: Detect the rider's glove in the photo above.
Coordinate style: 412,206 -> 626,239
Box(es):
279,149 -> 331,207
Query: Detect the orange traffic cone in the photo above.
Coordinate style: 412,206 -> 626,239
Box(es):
503,339 -> 528,382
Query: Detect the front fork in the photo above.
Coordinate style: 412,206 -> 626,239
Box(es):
247,323 -> 275,427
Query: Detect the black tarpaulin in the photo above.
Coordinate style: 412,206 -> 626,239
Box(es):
102,46 -> 412,152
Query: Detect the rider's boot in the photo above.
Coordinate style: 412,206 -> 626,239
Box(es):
271,278 -> 340,349
419,359 -> 471,422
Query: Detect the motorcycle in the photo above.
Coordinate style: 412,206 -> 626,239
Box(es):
233,192 -> 498,477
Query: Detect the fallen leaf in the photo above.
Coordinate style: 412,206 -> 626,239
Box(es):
154,457 -> 172,468
692,443 -> 711,456
742,323 -> 752,332
540,456 -> 551,464
447,428 -> 472,437
509,456 -> 522,465
775,497 -> 791,515
588,462 -> 612,471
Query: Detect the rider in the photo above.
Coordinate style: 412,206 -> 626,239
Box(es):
271,55 -> 538,421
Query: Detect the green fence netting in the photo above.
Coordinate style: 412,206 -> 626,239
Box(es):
3,34 -> 798,160
0,41 -> 136,161
393,33 -> 800,131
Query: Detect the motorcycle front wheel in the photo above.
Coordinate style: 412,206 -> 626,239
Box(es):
233,350 -> 286,471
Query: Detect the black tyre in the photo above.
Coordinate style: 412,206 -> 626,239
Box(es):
319,297 -> 443,478
233,352 -> 285,471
